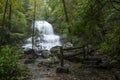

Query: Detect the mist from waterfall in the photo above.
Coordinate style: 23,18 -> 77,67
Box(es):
23,21 -> 61,51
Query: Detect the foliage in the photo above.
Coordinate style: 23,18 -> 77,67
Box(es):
0,46 -> 22,80
0,0 -> 119,79
46,0 -> 120,60
0,1 -> 120,79
0,0 -> 29,45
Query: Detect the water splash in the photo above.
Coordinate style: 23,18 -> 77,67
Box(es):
23,21 -> 61,51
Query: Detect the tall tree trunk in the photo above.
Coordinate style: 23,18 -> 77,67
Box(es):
62,0 -> 72,33
62,0 -> 69,22
7,4 -> 12,44
8,4 -> 12,31
1,0 -> 9,46
32,0 -> 36,49
2,0 -> 9,30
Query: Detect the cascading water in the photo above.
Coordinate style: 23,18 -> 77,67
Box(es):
23,21 -> 61,51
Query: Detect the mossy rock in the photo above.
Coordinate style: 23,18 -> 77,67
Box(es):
24,59 -> 35,64
56,67 -> 70,74
50,46 -> 61,55
77,63 -> 84,69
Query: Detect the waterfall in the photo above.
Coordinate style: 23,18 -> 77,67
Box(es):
23,21 -> 61,51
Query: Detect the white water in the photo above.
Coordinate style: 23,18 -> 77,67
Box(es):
23,21 -> 61,51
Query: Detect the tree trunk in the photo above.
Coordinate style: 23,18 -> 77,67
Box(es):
8,4 -> 12,31
1,0 -> 9,46
2,0 -> 9,30
7,4 -> 12,44
60,47 -> 64,67
32,0 -> 36,49
62,0 -> 69,22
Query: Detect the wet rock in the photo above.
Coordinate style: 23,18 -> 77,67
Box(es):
19,54 -> 27,59
21,49 -> 38,59
24,49 -> 36,54
48,56 -> 59,64
100,61 -> 111,69
56,67 -> 70,74
50,46 -> 61,55
63,42 -> 73,48
110,60 -> 120,68
24,59 -> 34,64
41,50 -> 51,58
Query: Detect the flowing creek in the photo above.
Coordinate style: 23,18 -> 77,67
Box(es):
20,21 -> 118,80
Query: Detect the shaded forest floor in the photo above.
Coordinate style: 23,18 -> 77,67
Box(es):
18,54 -> 120,80
19,55 -> 79,80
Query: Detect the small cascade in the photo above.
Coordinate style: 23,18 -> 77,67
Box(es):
23,21 -> 61,51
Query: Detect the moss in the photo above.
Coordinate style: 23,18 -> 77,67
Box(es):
56,67 -> 70,74
77,63 -> 84,69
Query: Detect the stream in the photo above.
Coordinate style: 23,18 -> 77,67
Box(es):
19,55 -> 79,80
20,21 -> 120,80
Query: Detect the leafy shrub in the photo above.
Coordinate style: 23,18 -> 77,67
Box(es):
0,46 -> 22,80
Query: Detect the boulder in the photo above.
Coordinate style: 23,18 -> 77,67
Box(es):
56,67 -> 70,74
41,50 -> 51,58
63,42 -> 73,48
24,59 -> 34,64
50,46 -> 61,55
24,49 -> 36,54
24,49 -> 38,59
110,60 -> 120,68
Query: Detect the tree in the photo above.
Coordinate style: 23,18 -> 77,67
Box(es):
1,0 -> 8,30
32,0 -> 36,49
0,0 -> 28,45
